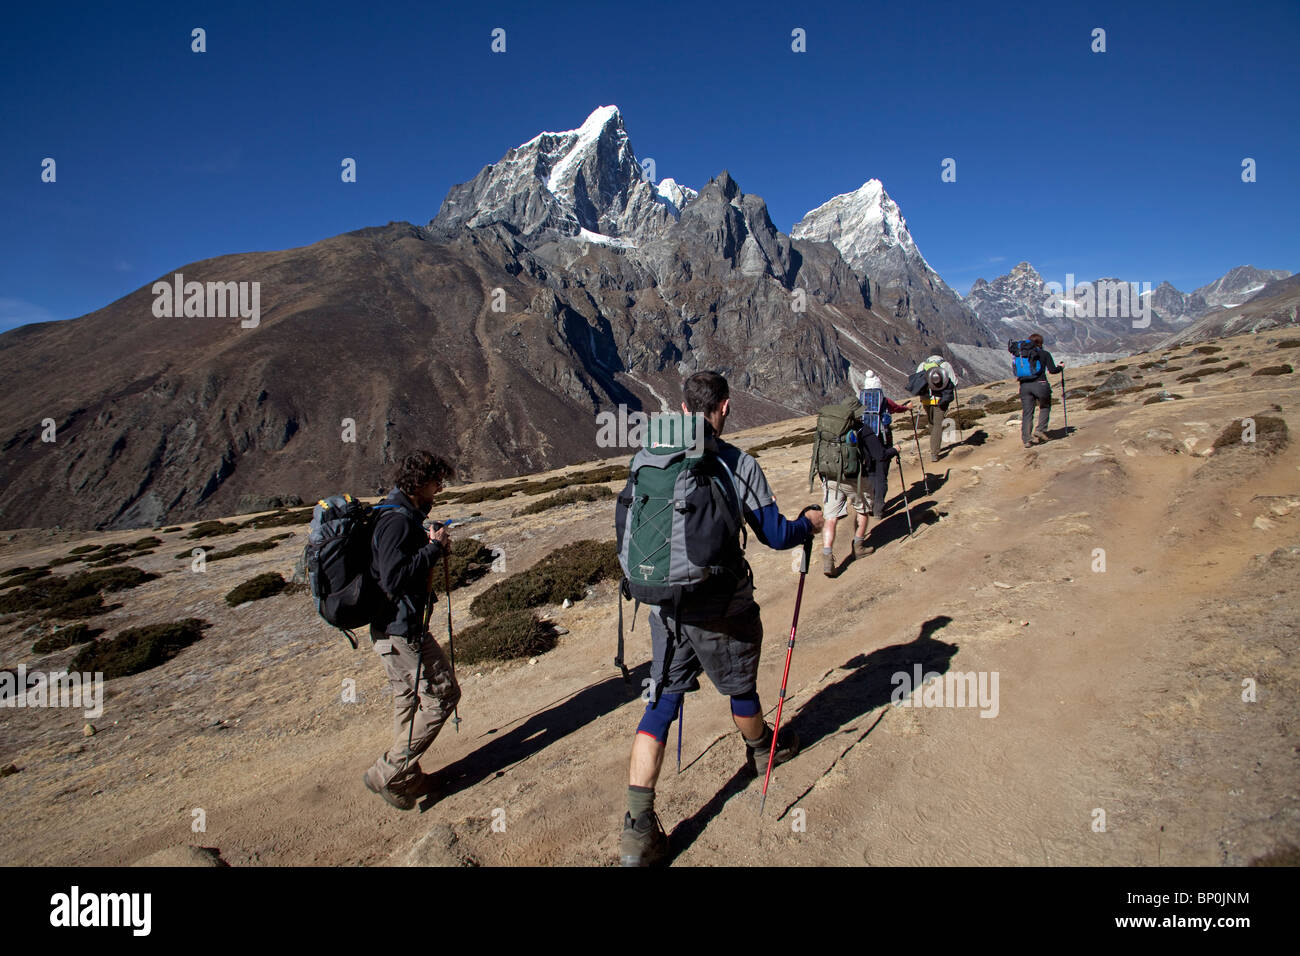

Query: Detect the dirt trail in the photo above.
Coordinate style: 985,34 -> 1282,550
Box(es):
1,332 -> 1296,866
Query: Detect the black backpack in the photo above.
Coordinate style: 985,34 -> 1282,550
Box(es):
304,494 -> 392,648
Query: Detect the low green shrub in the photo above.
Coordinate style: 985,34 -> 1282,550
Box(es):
225,573 -> 287,606
469,540 -> 619,618
70,618 -> 209,680
1212,415 -> 1289,453
33,623 -> 103,654
513,486 -> 614,516
456,610 -> 558,665
0,566 -> 156,615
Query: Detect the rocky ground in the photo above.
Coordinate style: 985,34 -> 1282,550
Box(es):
0,331 -> 1296,867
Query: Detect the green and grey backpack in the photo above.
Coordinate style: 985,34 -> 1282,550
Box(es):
613,413 -> 746,684
808,399 -> 864,493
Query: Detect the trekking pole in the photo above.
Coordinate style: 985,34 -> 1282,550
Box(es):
760,531 -> 815,815
953,390 -> 963,443
908,406 -> 930,493
1060,370 -> 1068,429
442,552 -> 461,733
894,456 -> 914,537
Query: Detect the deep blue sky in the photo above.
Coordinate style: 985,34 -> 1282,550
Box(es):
1,0 -> 1296,331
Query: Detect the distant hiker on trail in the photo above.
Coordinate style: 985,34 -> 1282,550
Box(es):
364,451 -> 462,811
1009,333 -> 1065,449
908,355 -> 958,462
819,370 -> 910,575
614,371 -> 824,866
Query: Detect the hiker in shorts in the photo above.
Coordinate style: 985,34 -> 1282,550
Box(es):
364,451 -> 462,811
1016,333 -> 1065,448
911,355 -> 958,461
618,371 -> 824,866
820,370 -> 910,574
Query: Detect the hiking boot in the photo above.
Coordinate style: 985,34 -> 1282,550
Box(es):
393,770 -> 434,799
363,767 -> 418,811
1023,441 -> 1034,449
852,538 -> 873,560
744,726 -> 801,777
821,550 -> 835,576
1033,428 -> 1050,444
619,811 -> 668,867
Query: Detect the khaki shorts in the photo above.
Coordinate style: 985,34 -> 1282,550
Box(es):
822,478 -> 871,521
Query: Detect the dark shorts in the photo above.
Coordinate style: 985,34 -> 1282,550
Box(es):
649,600 -> 764,698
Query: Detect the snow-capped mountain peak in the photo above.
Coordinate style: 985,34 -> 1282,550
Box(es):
430,105 -> 687,241
791,179 -> 930,274
655,177 -> 697,214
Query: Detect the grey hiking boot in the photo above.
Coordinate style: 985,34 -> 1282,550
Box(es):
821,550 -> 835,576
852,538 -> 873,560
1033,428 -> 1050,444
364,767 -> 418,811
744,726 -> 801,777
620,811 -> 668,867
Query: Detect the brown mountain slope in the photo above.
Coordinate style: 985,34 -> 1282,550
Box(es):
0,205 -> 952,531
0,330 -> 1295,866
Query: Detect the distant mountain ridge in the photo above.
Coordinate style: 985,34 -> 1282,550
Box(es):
964,261 -> 1295,353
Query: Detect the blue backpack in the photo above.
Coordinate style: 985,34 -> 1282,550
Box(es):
1009,340 -> 1043,382
859,387 -> 891,438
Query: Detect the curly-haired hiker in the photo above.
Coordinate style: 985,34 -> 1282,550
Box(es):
363,451 -> 462,811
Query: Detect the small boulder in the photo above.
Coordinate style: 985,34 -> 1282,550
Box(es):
1094,370 -> 1137,394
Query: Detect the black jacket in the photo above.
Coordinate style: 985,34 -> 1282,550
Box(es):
1024,347 -> 1064,383
369,488 -> 444,639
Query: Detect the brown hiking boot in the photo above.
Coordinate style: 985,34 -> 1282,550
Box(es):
620,811 -> 668,867
1033,428 -> 1050,444
364,767 -> 418,811
852,538 -> 873,560
821,550 -> 835,576
744,726 -> 801,777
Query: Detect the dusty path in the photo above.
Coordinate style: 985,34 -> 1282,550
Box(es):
1,331 -> 1296,866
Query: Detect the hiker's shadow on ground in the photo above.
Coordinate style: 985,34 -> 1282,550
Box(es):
425,661 -> 651,809
955,428 -> 989,448
667,616 -> 959,861
1046,427 -> 1075,440
861,493 -> 940,551
907,467 -> 950,497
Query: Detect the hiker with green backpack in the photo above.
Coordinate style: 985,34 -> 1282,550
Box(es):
614,372 -> 823,866
813,370 -> 911,575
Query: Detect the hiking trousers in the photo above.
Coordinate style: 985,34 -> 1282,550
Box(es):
1019,380 -> 1052,443
925,402 -> 948,459
368,627 -> 461,792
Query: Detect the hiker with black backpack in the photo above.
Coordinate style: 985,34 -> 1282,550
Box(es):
907,355 -> 958,462
364,452 -> 462,810
614,371 -> 823,866
1008,333 -> 1065,449
817,371 -> 910,574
